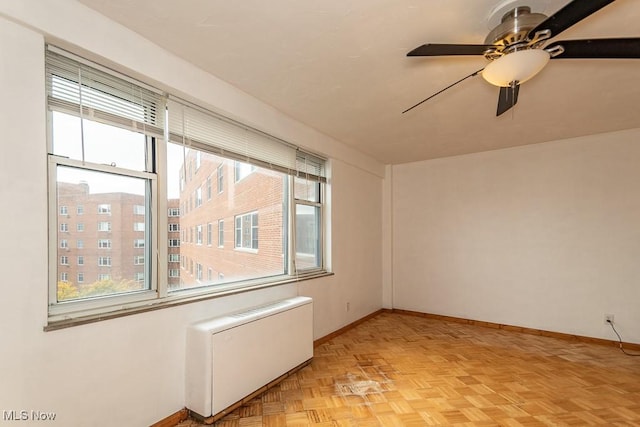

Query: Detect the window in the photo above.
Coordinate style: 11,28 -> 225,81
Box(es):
97,204 -> 111,215
217,164 -> 224,193
47,47 -> 327,324
196,263 -> 203,281
234,161 -> 255,182
60,272 -> 68,282
235,212 -> 258,250
60,256 -> 69,265
195,187 -> 202,207
218,220 -> 224,247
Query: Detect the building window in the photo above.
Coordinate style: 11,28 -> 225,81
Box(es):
196,263 -> 203,281
77,223 -> 84,232
134,256 -> 145,265
76,205 -> 84,215
168,208 -> 180,217
60,256 -> 69,265
169,269 -> 180,278
98,256 -> 112,267
133,204 -> 145,215
218,220 -> 224,248
97,204 -> 111,215
168,223 -> 180,232
77,272 -> 84,283
60,239 -> 68,249
196,225 -> 203,245
60,223 -> 68,232
98,221 -> 111,232
217,164 -> 224,193
98,239 -> 112,249
206,176 -> 212,200
133,222 -> 145,232
168,239 -> 180,247
234,212 -> 259,250
60,272 -> 68,282
134,272 -> 145,282
168,254 -> 180,263
134,239 -> 145,248
207,268 -> 212,281
195,187 -> 202,207
206,223 -> 212,246
59,206 -> 68,215
98,274 -> 111,281
76,239 -> 84,249
234,161 -> 255,182
77,256 -> 84,265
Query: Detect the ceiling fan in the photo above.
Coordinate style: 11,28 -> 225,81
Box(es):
404,0 -> 640,116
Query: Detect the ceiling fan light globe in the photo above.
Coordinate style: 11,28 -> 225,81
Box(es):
482,49 -> 551,87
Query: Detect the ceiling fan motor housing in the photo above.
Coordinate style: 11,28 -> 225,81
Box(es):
484,6 -> 548,59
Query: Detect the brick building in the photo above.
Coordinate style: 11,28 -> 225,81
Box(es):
56,181 -> 147,295
175,149 -> 286,290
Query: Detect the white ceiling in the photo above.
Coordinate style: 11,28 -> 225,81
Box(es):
77,0 -> 640,164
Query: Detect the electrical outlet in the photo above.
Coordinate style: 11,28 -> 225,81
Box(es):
604,314 -> 614,325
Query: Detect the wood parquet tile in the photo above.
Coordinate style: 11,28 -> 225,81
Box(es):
177,312 -> 640,426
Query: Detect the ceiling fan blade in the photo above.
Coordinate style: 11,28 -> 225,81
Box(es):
527,0 -> 615,40
402,68 -> 483,114
496,84 -> 520,116
548,38 -> 640,58
407,43 -> 494,56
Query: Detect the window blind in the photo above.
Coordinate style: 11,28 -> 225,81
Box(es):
45,46 -> 165,139
168,98 -> 325,181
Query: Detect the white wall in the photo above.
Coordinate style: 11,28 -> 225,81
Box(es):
0,2 -> 384,426
392,129 -> 640,344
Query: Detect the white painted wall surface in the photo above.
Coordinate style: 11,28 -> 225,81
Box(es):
0,2 -> 384,425
392,130 -> 640,344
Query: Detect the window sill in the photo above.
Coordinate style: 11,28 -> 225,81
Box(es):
44,271 -> 333,332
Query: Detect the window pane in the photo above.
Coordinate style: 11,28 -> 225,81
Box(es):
51,111 -> 148,172
166,143 -> 286,291
55,165 -> 150,302
294,177 -> 320,203
295,204 -> 321,270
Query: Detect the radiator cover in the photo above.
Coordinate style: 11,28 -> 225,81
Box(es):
185,296 -> 313,418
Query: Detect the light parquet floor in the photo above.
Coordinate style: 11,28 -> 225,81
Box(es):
177,312 -> 640,426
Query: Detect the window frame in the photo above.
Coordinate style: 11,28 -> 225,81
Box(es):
45,46 -> 329,328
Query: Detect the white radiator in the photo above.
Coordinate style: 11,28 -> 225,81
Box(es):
185,296 -> 313,419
